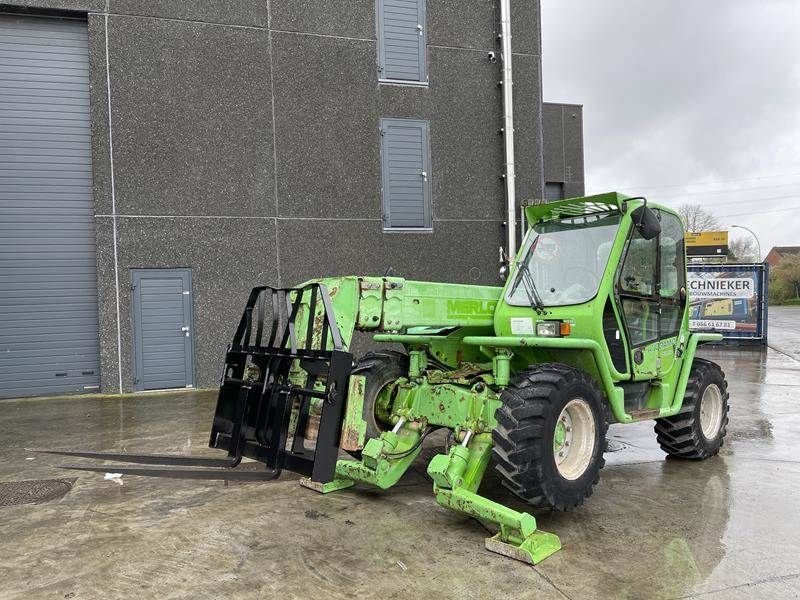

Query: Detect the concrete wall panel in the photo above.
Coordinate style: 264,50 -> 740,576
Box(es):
427,0 -> 496,51
272,33 -> 380,219
563,104 -> 585,196
109,0 -> 267,27
87,14 -> 112,216
0,0 -> 104,12
543,102 -> 585,198
542,103 -> 565,182
510,0 -> 541,56
97,217 -> 278,391
278,218 -> 503,287
269,0 -> 375,39
513,54 -> 544,203
106,15 -> 274,217
428,48 -> 504,221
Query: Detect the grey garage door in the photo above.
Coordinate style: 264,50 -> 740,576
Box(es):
131,269 -> 195,392
0,14 -> 100,399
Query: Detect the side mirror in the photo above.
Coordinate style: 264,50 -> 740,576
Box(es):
631,205 -> 661,240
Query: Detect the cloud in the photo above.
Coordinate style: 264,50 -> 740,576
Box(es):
542,0 -> 800,256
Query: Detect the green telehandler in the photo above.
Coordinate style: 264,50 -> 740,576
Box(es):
41,192 -> 730,564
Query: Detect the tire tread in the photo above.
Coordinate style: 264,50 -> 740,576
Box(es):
492,363 -> 608,511
655,358 -> 729,459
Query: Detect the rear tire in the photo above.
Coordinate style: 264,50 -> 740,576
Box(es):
492,363 -> 608,511
655,358 -> 729,459
347,351 -> 407,457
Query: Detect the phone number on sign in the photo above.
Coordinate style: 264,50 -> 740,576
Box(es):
689,319 -> 736,330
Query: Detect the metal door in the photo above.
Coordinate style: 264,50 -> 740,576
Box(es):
376,0 -> 428,83
0,14 -> 100,399
380,117 -> 431,230
131,269 -> 194,391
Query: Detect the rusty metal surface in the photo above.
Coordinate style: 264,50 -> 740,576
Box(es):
340,375 -> 366,452
0,478 -> 75,507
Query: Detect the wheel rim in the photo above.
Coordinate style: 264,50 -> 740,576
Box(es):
371,377 -> 402,431
699,384 -> 724,440
553,398 -> 596,480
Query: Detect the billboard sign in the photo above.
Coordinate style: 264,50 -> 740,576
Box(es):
688,277 -> 755,299
687,264 -> 768,342
686,230 -> 729,257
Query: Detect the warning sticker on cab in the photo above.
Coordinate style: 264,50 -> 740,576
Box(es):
510,317 -> 535,335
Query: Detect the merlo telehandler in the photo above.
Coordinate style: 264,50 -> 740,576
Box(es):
40,193 -> 730,564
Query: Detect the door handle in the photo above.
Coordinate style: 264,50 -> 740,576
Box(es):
181,326 -> 190,332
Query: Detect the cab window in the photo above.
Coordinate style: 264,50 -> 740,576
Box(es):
658,211 -> 686,337
618,228 -> 659,346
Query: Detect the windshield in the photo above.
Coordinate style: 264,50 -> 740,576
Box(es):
506,212 -> 621,307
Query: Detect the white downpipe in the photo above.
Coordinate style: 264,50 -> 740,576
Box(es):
499,0 -> 517,260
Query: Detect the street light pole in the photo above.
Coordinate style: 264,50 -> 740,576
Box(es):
730,224 -> 762,262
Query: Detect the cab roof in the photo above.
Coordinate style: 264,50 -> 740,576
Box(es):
524,192 -> 677,225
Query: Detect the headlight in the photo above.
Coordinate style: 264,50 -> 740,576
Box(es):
536,320 -> 571,337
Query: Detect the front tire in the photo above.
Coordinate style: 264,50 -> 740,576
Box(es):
655,358 -> 729,459
346,351 -> 407,457
492,363 -> 608,511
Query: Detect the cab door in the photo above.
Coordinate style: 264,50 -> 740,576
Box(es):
616,210 -> 687,381
654,211 -> 687,378
616,226 -> 661,379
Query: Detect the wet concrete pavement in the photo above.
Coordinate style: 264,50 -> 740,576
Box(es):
2,312 -> 800,599
768,306 -> 800,361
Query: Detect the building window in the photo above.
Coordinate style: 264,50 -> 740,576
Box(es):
545,182 -> 565,201
380,118 -> 432,231
376,0 -> 428,85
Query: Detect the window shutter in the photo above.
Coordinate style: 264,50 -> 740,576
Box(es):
377,0 -> 427,83
545,182 -> 565,201
380,118 -> 431,230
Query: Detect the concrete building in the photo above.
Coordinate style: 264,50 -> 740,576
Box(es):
0,1 -> 580,398
542,102 -> 584,200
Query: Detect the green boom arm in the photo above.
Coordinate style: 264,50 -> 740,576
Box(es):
300,276 -> 502,350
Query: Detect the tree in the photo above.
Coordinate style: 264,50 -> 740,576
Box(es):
769,273 -> 792,304
771,257 -> 800,303
677,203 -> 720,232
728,236 -> 760,262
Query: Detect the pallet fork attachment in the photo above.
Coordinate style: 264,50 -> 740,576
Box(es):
33,283 -> 353,484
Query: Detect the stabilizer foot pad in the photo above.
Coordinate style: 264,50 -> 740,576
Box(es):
485,530 -> 562,565
299,477 -> 355,494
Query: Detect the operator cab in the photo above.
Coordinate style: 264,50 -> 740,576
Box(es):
504,194 -> 688,385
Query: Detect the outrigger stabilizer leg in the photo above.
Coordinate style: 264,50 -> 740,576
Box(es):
301,423 -> 561,565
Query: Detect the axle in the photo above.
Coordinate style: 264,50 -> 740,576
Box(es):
300,348 -> 561,564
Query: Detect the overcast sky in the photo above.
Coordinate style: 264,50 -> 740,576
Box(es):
541,0 -> 800,258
